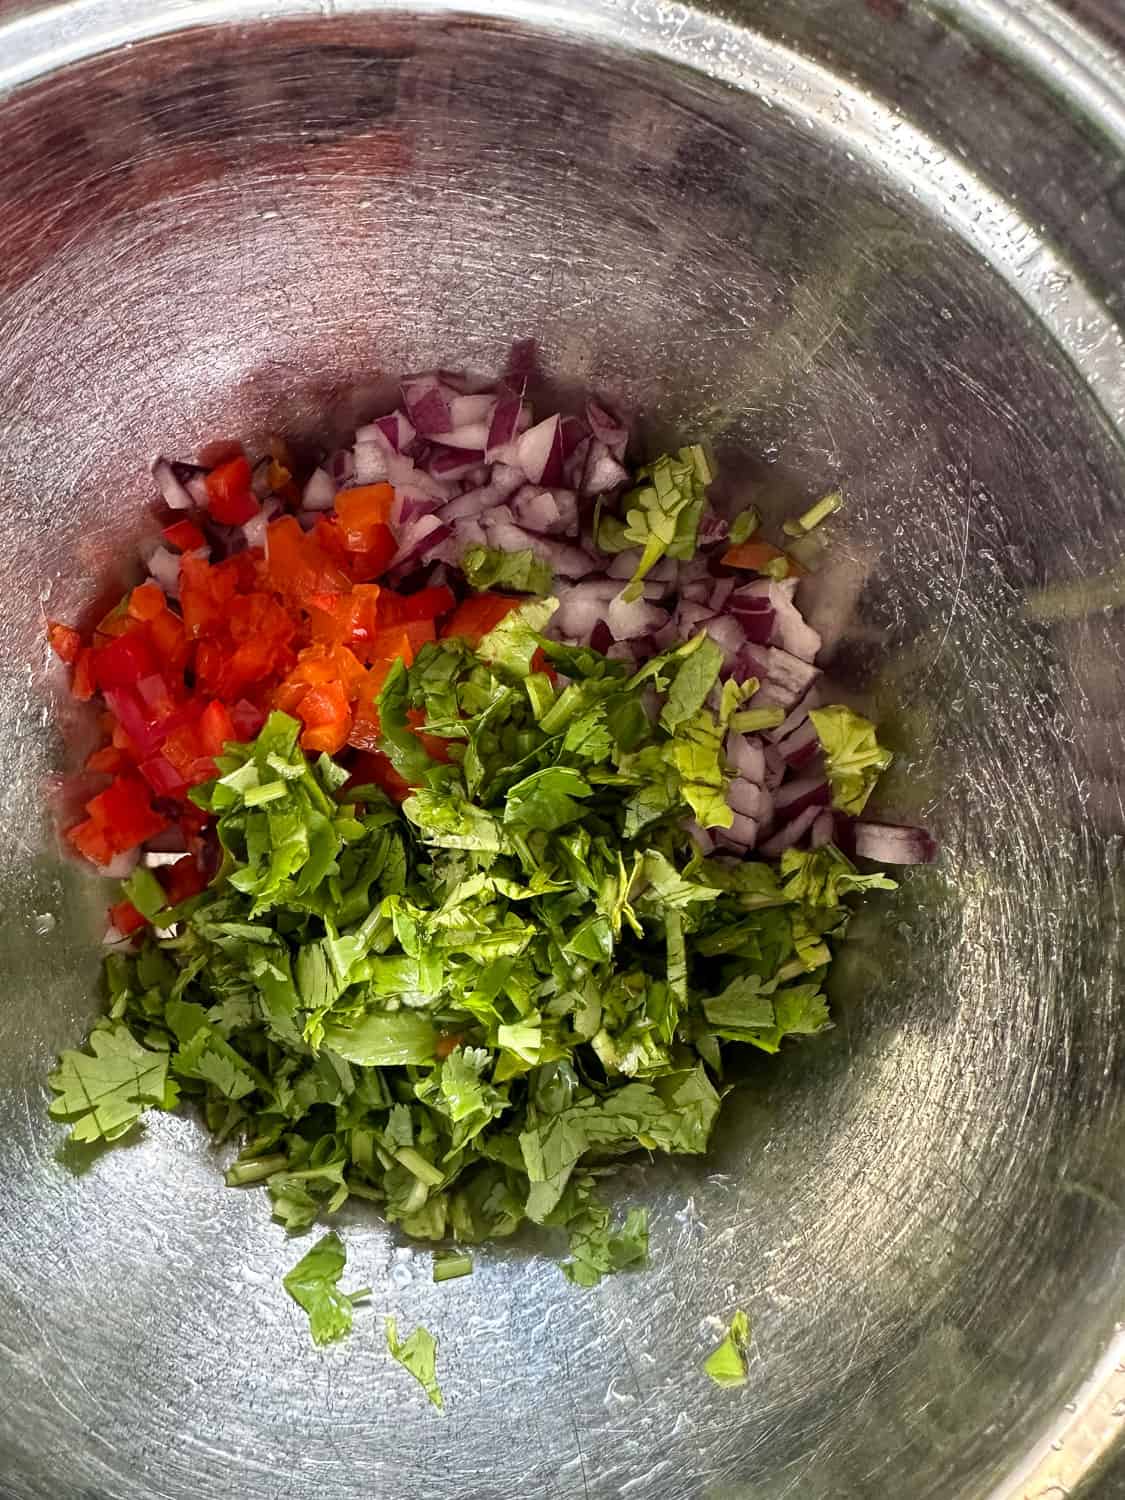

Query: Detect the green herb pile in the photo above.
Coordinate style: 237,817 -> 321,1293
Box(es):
49,598 -> 896,1292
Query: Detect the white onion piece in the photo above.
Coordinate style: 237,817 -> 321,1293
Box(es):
513,414 -> 563,485
151,457 -> 195,510
146,545 -> 182,596
98,848 -> 139,881
607,593 -> 668,641
354,441 -> 389,484
581,440 -> 630,498
302,466 -> 336,510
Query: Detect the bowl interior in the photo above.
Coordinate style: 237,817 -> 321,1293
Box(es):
1,7 -> 1124,1500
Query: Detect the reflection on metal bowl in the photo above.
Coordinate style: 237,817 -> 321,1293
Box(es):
0,2 -> 1124,1498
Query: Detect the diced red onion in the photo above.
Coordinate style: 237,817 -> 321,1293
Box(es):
512,486 -> 578,536
430,395 -> 496,446
726,732 -> 766,785
328,448 -> 355,484
385,450 -> 456,502
99,848 -> 140,881
765,683 -> 826,743
151,457 -> 196,510
581,440 -> 630,498
485,397 -> 530,462
483,514 -> 594,578
392,515 -> 452,569
359,411 -> 417,455
773,774 -> 831,819
425,444 -> 486,481
730,579 -> 822,664
739,646 -> 821,709
715,811 -> 761,850
702,613 -> 746,667
146,545 -> 182,595
565,435 -> 592,492
442,484 -> 500,522
810,811 -> 835,848
302,466 -> 337,510
764,744 -> 786,792
514,414 -> 564,486
242,499 -> 281,552
585,399 -> 628,461
758,805 -> 821,857
728,777 -> 770,821
684,819 -> 715,856
697,509 -> 729,549
607,592 -> 669,641
392,492 -> 441,527
186,474 -> 210,506
606,551 -> 677,585
774,717 -> 822,770
354,441 -> 389,484
401,376 -> 456,436
852,822 -> 938,865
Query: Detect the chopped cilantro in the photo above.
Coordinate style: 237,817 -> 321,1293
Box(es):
283,1231 -> 371,1346
50,605 -> 905,1326
386,1318 -> 444,1409
704,1309 -> 752,1388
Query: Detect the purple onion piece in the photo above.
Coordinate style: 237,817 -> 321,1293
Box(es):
758,805 -> 821,857
514,414 -> 564,486
810,811 -> 835,848
726,731 -> 766,785
585,398 -> 629,461
773,773 -> 831,820
852,821 -> 938,865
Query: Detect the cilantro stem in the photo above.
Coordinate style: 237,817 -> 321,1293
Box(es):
225,1153 -> 287,1186
433,1252 -> 473,1283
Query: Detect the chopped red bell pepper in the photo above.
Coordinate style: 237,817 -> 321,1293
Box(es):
93,631 -> 159,692
139,753 -> 189,797
72,647 -> 97,702
162,518 -> 207,553
127,582 -> 167,623
229,698 -> 266,741
85,773 -> 168,852
407,707 -> 453,764
66,817 -> 117,866
297,680 -> 352,756
198,700 -> 236,758
381,585 -> 455,626
334,484 -> 395,551
441,593 -> 521,644
109,899 -> 148,936
205,456 -> 259,526
346,750 -> 414,805
159,855 -> 208,906
47,622 -> 82,665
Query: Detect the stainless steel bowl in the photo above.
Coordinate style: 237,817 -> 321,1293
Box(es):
2,2 -> 1124,1497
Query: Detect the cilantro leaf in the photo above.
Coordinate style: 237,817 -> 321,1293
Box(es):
808,706 -> 893,815
385,1318 -> 444,1409
283,1231 -> 370,1346
48,1022 -> 175,1143
704,1309 -> 752,1388
562,1204 -> 649,1287
462,544 -> 553,596
609,445 -> 714,602
476,597 -> 558,677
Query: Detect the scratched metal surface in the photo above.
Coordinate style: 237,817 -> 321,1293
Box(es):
0,2 -> 1124,1497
